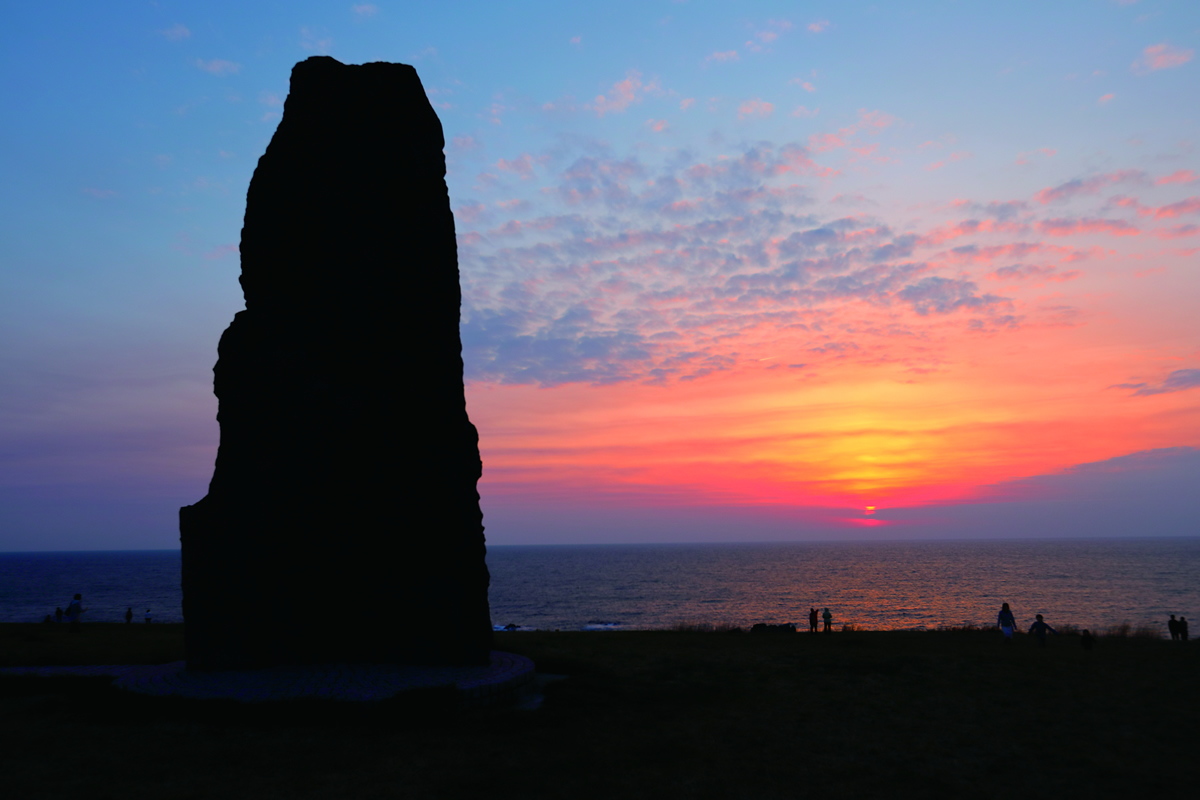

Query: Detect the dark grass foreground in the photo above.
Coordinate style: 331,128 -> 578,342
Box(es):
1,623 -> 1196,799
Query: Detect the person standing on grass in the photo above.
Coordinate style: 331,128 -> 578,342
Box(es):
822,607 -> 833,633
809,607 -> 819,634
54,607 -> 63,623
1168,614 -> 1179,641
144,609 -> 152,624
998,603 -> 1016,643
1180,617 -> 1189,641
125,607 -> 134,624
1029,614 -> 1056,647
65,594 -> 86,632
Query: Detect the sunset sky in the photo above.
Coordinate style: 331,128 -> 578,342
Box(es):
2,1 -> 1198,549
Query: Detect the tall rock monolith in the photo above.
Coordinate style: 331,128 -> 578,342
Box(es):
180,56 -> 492,670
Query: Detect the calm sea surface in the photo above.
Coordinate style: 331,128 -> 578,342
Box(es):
1,539 -> 1197,634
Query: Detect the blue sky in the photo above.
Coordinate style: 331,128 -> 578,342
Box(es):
2,1 -> 1198,549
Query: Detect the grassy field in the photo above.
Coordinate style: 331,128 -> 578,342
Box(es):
1,623 -> 1196,799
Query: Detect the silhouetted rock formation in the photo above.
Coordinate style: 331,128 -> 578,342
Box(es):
180,56 -> 492,670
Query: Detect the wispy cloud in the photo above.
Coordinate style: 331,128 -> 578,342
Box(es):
195,59 -> 240,76
1033,170 -> 1146,204
706,50 -> 739,63
1156,169 -> 1198,185
807,20 -> 830,33
1035,218 -> 1140,237
351,4 -> 378,17
590,70 -> 655,116
1131,43 -> 1194,74
1098,93 -> 1115,104
1115,368 -> 1200,396
158,24 -> 190,41
738,99 -> 774,119
300,26 -> 333,54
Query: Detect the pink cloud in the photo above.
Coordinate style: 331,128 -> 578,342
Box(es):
204,244 -> 238,260
496,153 -> 542,179
1131,43 -> 1194,74
925,152 -> 972,171
738,99 -> 774,119
570,36 -> 582,45
591,71 -> 646,116
351,4 -> 379,17
707,51 -> 739,63
986,264 -> 1080,283
857,109 -> 895,130
195,59 -> 240,76
1098,93 -> 1115,104
919,223 -> 1032,249
456,203 -> 488,224
680,98 -> 695,111
452,135 -> 481,152
1155,224 -> 1200,239
791,106 -> 818,118
1033,170 -> 1146,204
808,132 -> 848,153
1156,169 -> 1198,185
1146,196 -> 1200,219
1036,218 -> 1141,237
1014,148 -> 1055,166
807,20 -> 830,33
647,119 -> 669,132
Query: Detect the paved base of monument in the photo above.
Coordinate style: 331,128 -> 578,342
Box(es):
1,651 -> 535,707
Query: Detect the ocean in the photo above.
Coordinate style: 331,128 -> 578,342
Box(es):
1,538 -> 1197,634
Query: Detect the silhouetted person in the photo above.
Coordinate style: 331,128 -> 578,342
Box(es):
54,607 -> 63,623
125,607 -> 134,624
809,607 -> 819,634
997,602 -> 1016,643
1080,629 -> 1094,651
1180,617 -> 1189,641
42,614 -> 54,624
1029,614 -> 1056,647
1168,614 -> 1179,641
144,609 -> 152,624
822,608 -> 833,633
65,594 -> 85,632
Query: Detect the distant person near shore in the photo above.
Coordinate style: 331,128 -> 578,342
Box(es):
54,607 -> 63,623
809,607 -> 819,634
125,607 -> 134,624
144,609 -> 152,624
1029,614 -> 1056,647
822,608 -> 833,633
65,594 -> 86,632
1180,617 -> 1189,641
1168,614 -> 1179,641
997,603 -> 1016,643
1080,629 -> 1095,651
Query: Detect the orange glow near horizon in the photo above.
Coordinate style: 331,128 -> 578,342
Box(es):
466,246 -> 1200,529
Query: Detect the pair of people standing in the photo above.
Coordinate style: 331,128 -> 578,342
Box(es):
997,603 -> 1057,646
1168,615 -> 1189,641
808,607 -> 833,633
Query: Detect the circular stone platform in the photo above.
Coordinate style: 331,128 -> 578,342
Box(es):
2,651 -> 535,707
